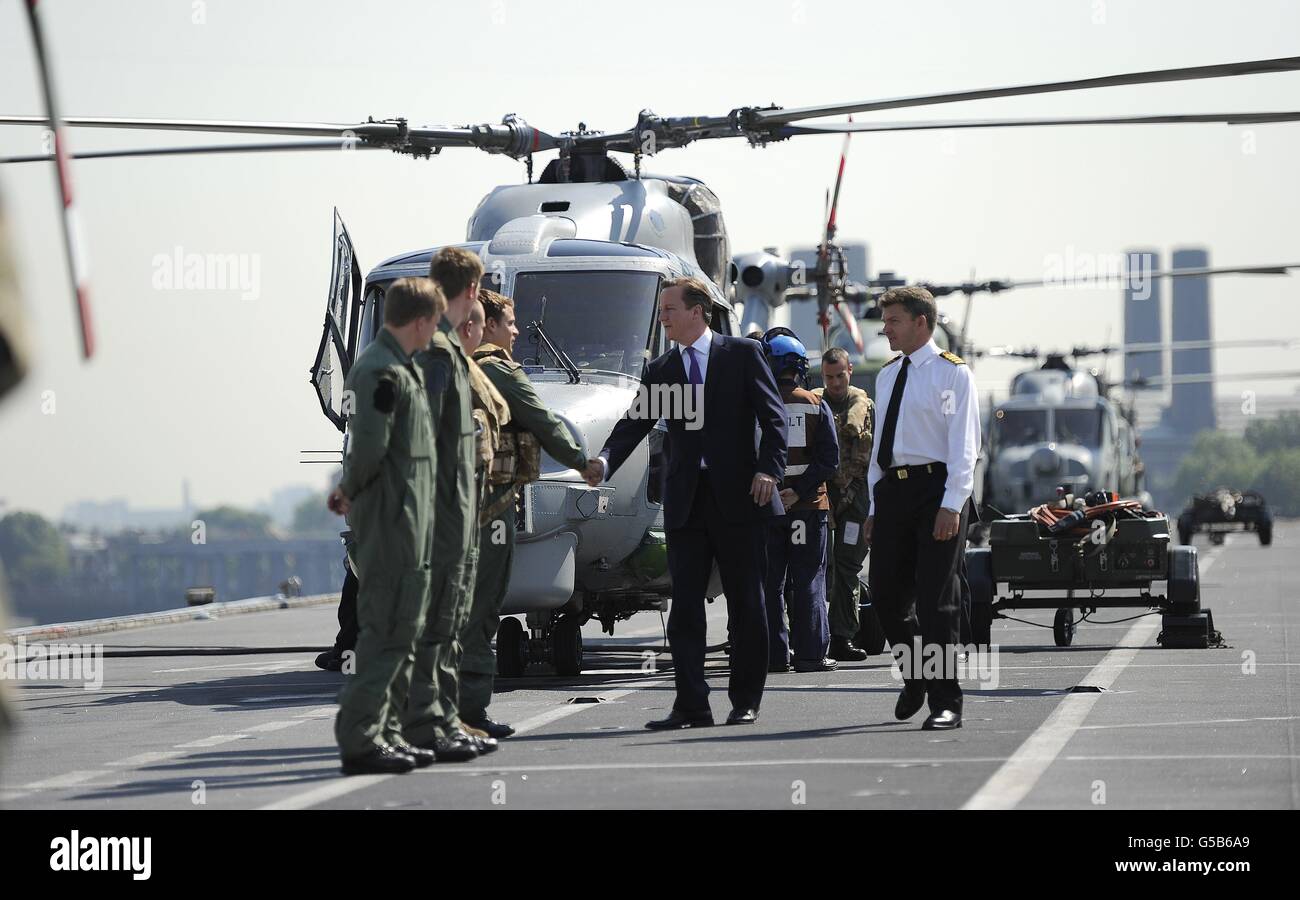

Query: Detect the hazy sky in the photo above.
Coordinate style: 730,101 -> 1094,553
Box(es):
2,0 -> 1298,521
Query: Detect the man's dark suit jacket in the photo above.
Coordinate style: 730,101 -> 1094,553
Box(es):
601,332 -> 788,530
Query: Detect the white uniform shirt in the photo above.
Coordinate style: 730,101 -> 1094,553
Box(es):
600,328 -> 714,479
866,338 -> 981,516
681,329 -> 713,469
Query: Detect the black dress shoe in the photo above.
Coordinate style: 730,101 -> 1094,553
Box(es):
645,710 -> 714,730
921,709 -> 962,731
412,733 -> 479,762
388,737 -> 436,768
894,682 -> 926,721
725,708 -> 759,725
828,636 -> 868,662
456,727 -> 499,755
768,662 -> 792,673
463,716 -> 515,740
314,649 -> 345,672
793,657 -> 839,673
340,744 -> 416,776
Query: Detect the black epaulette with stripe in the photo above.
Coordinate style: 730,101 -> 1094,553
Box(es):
939,350 -> 966,365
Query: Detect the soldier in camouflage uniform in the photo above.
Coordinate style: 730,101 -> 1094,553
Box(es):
404,248 -> 496,760
813,347 -> 874,662
327,277 -> 443,775
463,290 -> 590,737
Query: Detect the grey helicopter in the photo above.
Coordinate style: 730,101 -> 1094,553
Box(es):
977,335 -> 1300,523
7,49 -> 1300,674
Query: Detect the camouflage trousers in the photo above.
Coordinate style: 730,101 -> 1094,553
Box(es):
827,518 -> 869,640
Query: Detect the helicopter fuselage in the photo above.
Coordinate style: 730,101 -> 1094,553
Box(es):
353,221 -> 738,623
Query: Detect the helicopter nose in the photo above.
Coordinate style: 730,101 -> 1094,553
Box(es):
1030,445 -> 1062,476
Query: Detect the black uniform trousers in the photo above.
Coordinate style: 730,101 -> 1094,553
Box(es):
333,567 -> 359,654
665,471 -> 769,715
868,465 -> 968,714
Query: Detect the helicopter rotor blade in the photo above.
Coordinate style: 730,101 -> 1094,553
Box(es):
824,120 -> 851,245
0,140 -> 383,164
834,300 -> 864,353
779,111 -> 1300,135
1122,337 -> 1300,354
22,1 -> 93,359
0,114 -> 369,136
1126,369 -> 1300,387
0,115 -> 559,159
757,56 -> 1300,126
634,56 -> 1300,152
999,262 -> 1300,291
915,263 -> 1300,297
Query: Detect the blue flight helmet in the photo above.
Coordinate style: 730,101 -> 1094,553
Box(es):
762,328 -> 809,382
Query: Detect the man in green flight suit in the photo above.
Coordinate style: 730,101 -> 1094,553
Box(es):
327,277 -> 444,775
813,347 -> 875,662
462,289 -> 594,738
404,247 -> 495,760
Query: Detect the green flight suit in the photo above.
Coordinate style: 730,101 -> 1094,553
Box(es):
334,328 -> 436,758
405,319 -> 478,742
814,385 -> 874,641
461,342 -> 587,720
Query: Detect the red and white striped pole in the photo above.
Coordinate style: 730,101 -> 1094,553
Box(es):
25,0 -> 95,359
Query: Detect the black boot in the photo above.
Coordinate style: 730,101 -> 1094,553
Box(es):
829,636 -> 868,662
340,744 -> 416,776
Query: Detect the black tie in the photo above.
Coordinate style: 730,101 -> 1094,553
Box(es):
876,357 -> 910,469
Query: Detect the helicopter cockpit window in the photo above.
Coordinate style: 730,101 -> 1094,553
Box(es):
993,408 -> 1048,446
512,270 -> 661,378
1054,407 -> 1103,446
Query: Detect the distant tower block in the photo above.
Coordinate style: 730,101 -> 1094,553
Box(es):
1165,247 -> 1215,435
1122,248 -> 1162,384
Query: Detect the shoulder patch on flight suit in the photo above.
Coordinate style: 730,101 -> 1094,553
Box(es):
472,343 -> 521,372
373,375 -> 398,414
939,350 -> 966,365
882,354 -> 904,367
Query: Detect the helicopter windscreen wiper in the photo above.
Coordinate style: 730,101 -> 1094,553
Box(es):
527,318 -> 581,384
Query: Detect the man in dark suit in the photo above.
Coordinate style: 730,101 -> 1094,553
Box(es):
585,276 -> 787,729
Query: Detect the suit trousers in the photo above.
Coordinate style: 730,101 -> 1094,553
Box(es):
665,471 -> 769,715
868,468 -> 968,714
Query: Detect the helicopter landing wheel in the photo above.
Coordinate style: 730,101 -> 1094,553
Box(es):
1053,608 -> 1076,647
495,616 -> 527,678
552,614 -> 584,677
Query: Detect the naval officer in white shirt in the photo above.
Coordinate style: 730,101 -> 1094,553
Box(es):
863,285 -> 981,731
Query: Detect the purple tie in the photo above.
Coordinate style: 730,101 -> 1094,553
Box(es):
686,346 -> 703,385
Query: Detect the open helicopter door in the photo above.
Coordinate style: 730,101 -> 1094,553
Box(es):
310,209 -> 364,431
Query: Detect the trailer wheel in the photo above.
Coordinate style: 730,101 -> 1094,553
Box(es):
1053,608 -> 1075,647
966,548 -> 994,646
1167,545 -> 1201,615
552,614 -> 584,677
495,616 -> 527,678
